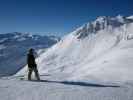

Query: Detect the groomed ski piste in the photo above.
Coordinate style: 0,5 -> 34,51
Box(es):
1,15 -> 133,100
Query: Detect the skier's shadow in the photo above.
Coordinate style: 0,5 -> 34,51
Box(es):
32,80 -> 120,88
40,74 -> 51,76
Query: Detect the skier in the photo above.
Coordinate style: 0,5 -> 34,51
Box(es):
27,48 -> 40,80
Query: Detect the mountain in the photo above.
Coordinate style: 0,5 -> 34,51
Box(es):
0,32 -> 60,76
1,15 -> 133,100
17,15 -> 133,83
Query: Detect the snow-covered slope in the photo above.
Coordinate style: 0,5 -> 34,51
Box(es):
1,15 -> 133,100
0,32 -> 60,76
17,16 -> 133,83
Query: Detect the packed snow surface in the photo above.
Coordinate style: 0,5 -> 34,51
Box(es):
0,75 -> 133,100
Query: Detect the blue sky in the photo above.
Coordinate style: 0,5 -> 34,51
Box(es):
0,0 -> 132,36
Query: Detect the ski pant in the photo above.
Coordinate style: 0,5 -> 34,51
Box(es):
28,66 -> 40,80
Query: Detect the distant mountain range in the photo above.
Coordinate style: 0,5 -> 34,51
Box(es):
0,32 -> 60,76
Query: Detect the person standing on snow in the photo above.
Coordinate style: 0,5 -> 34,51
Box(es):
27,48 -> 40,80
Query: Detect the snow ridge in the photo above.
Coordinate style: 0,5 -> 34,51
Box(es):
17,16 -> 133,83
75,15 -> 133,39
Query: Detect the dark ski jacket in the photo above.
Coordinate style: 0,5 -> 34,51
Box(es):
27,53 -> 36,68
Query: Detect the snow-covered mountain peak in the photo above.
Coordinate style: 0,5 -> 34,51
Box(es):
12,32 -> 35,40
74,15 -> 133,39
115,15 -> 124,23
95,16 -> 106,23
126,16 -> 133,20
